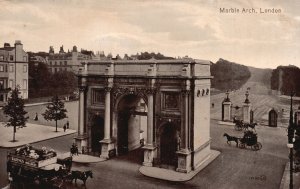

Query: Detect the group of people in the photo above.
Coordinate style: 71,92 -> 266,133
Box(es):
63,121 -> 70,132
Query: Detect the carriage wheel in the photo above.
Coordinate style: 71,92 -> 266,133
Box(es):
238,142 -> 245,149
252,142 -> 262,151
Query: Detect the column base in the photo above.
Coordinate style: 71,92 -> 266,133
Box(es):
142,144 -> 157,167
100,139 -> 115,159
74,134 -> 88,154
176,149 -> 192,173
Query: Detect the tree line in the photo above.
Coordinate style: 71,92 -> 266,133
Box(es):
211,58 -> 251,91
29,62 -> 77,98
271,65 -> 300,96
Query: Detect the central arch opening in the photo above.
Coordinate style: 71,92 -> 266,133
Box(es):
117,94 -> 147,156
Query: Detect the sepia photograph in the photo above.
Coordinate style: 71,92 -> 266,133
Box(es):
0,0 -> 300,188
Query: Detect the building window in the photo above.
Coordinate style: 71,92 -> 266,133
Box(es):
23,56 -> 27,62
92,89 -> 105,105
0,56 -> 4,61
9,80 -> 13,88
64,61 -> 67,65
10,55 -> 13,61
54,68 -> 57,73
0,94 -> 3,102
55,62 -> 57,65
65,68 -> 67,71
0,65 -> 4,72
50,61 -> 52,66
9,65 -> 14,72
23,65 -> 27,73
23,79 -> 27,90
60,61 -> 62,66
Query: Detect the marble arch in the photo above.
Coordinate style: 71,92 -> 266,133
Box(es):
75,58 -> 213,173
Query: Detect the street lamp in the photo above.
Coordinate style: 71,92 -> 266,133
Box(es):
287,92 -> 295,189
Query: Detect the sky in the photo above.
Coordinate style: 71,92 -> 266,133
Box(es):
0,0 -> 299,69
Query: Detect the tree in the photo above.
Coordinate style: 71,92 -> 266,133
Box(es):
3,88 -> 29,142
42,96 -> 67,132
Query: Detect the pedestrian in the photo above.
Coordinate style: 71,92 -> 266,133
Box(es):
63,124 -> 66,132
212,103 -> 214,108
66,121 -> 69,129
34,112 -> 38,121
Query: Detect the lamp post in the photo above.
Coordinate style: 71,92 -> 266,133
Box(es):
287,92 -> 295,189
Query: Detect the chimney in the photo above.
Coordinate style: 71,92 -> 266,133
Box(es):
4,43 -> 10,48
15,40 -> 22,45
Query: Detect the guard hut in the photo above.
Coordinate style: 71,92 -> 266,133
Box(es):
75,57 -> 216,173
243,90 -> 251,124
222,91 -> 232,122
268,108 -> 278,127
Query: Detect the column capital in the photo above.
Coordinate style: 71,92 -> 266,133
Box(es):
181,89 -> 191,96
79,86 -> 87,92
146,87 -> 156,95
104,87 -> 112,93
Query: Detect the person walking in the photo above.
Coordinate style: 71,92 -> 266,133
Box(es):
66,121 -> 69,129
34,112 -> 38,121
63,124 -> 66,132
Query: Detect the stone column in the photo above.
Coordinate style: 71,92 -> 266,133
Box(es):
100,86 -> 115,159
74,85 -> 88,154
176,89 -> 192,173
104,87 -> 111,139
142,86 -> 157,167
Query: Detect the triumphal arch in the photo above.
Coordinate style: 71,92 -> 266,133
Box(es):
75,58 -> 212,173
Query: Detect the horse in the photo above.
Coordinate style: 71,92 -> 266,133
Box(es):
70,146 -> 78,156
69,170 -> 93,185
223,133 -> 239,147
244,122 -> 258,131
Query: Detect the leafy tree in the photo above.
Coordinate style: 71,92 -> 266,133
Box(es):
211,58 -> 251,91
3,88 -> 29,142
42,96 -> 67,132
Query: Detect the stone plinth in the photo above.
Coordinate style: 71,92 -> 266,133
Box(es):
176,149 -> 192,173
142,145 -> 157,167
223,102 -> 232,121
243,103 -> 251,123
100,139 -> 115,159
74,134 -> 88,154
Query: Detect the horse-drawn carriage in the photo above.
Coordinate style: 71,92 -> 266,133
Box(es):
7,145 -> 92,189
224,130 -> 262,151
233,117 -> 257,131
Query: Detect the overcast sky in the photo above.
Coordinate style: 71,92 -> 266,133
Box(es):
0,0 -> 299,69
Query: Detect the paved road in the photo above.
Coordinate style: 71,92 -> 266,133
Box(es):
0,119 -> 288,189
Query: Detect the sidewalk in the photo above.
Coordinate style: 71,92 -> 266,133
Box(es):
280,162 -> 300,189
139,150 -> 220,182
0,122 -> 76,148
59,152 -> 106,163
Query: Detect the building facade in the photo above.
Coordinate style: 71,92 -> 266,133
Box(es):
0,40 -> 28,105
75,58 -> 213,173
47,46 -> 94,73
